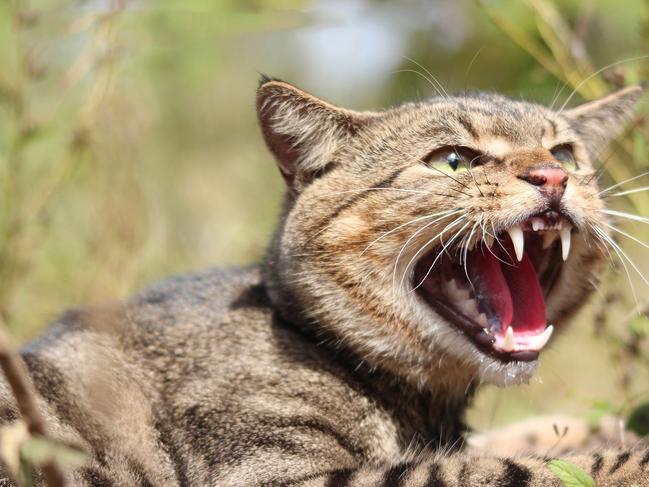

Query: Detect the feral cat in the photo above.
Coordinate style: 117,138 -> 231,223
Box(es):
0,78 -> 647,486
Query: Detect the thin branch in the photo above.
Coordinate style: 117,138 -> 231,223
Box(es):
0,326 -> 65,487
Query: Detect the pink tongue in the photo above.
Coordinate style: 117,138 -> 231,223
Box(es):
468,246 -> 546,334
468,250 -> 512,328
501,252 -> 546,333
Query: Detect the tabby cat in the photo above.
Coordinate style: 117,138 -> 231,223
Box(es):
0,78 -> 647,486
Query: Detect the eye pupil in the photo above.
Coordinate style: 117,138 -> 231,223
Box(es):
447,153 -> 460,171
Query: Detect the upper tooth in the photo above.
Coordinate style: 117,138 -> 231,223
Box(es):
484,234 -> 495,248
559,226 -> 572,261
507,226 -> 524,261
503,326 -> 515,352
543,230 -> 558,249
532,218 -> 543,231
530,325 -> 554,350
459,299 -> 479,317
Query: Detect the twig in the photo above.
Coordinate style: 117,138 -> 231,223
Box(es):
0,326 -> 65,487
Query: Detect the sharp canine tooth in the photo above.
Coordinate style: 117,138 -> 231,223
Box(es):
503,326 -> 515,352
543,230 -> 558,249
560,226 -> 572,261
532,325 -> 554,350
507,226 -> 524,261
484,234 -> 495,248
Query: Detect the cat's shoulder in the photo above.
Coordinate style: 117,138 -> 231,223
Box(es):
23,266 -> 270,352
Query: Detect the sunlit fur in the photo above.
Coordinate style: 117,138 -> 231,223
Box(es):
260,81 -> 643,393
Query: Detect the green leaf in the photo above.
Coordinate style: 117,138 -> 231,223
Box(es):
628,402 -> 649,437
547,460 -> 595,487
629,315 -> 649,338
20,436 -> 87,470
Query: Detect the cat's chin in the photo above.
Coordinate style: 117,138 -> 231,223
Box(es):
413,211 -> 572,365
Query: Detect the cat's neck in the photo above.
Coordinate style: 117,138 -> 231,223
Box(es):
262,240 -> 474,446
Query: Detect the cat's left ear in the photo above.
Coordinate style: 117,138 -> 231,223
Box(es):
257,77 -> 373,191
562,85 -> 644,158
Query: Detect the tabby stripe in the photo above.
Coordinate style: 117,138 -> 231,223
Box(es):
425,462 -> 446,487
321,167 -> 407,228
154,416 -> 189,487
382,462 -> 410,486
456,114 -> 478,140
546,118 -> 558,138
591,453 -> 604,475
81,467 -> 114,487
499,459 -> 531,487
609,451 -> 630,474
324,468 -> 355,487
257,415 -> 365,457
457,461 -> 469,484
641,448 -> 649,468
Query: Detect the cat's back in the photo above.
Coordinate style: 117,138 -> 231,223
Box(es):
8,267 -> 397,485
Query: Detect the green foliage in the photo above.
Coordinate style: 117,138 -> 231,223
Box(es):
547,460 -> 596,487
627,402 -> 649,436
20,436 -> 87,470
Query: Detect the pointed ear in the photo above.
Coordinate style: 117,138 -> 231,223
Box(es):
563,85 -> 644,158
256,77 -> 372,191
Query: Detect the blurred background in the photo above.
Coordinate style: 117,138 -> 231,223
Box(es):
2,0 -> 649,433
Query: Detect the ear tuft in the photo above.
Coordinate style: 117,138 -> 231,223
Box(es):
258,73 -> 283,89
256,79 -> 370,191
563,85 -> 644,158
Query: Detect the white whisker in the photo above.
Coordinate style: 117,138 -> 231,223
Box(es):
322,187 -> 434,197
402,56 -> 450,100
601,221 -> 649,253
608,185 -> 649,198
360,209 -> 462,257
409,221 -> 471,293
557,54 -> 649,113
391,214 -> 466,294
601,209 -> 649,225
593,226 -> 641,310
599,170 -> 649,196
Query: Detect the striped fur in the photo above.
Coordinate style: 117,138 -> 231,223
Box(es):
0,82 -> 645,485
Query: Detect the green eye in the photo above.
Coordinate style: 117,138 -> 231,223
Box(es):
423,146 -> 480,174
551,145 -> 578,171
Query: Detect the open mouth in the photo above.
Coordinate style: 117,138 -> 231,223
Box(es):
414,211 -> 573,362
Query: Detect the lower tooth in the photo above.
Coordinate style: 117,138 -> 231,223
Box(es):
459,299 -> 479,317
503,326 -> 515,352
530,325 -> 554,350
476,313 -> 488,327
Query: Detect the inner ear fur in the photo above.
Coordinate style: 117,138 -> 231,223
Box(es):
562,85 -> 644,159
256,77 -> 373,191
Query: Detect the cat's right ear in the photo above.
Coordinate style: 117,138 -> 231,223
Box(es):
256,76 -> 372,191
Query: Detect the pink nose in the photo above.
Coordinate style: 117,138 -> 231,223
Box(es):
520,165 -> 568,189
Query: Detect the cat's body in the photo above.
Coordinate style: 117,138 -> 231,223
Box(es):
3,266 -> 465,485
1,80 -> 648,486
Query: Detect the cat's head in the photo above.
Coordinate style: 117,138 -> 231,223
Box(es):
257,77 -> 642,390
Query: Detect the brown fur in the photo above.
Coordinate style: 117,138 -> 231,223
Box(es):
0,80 -> 645,485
